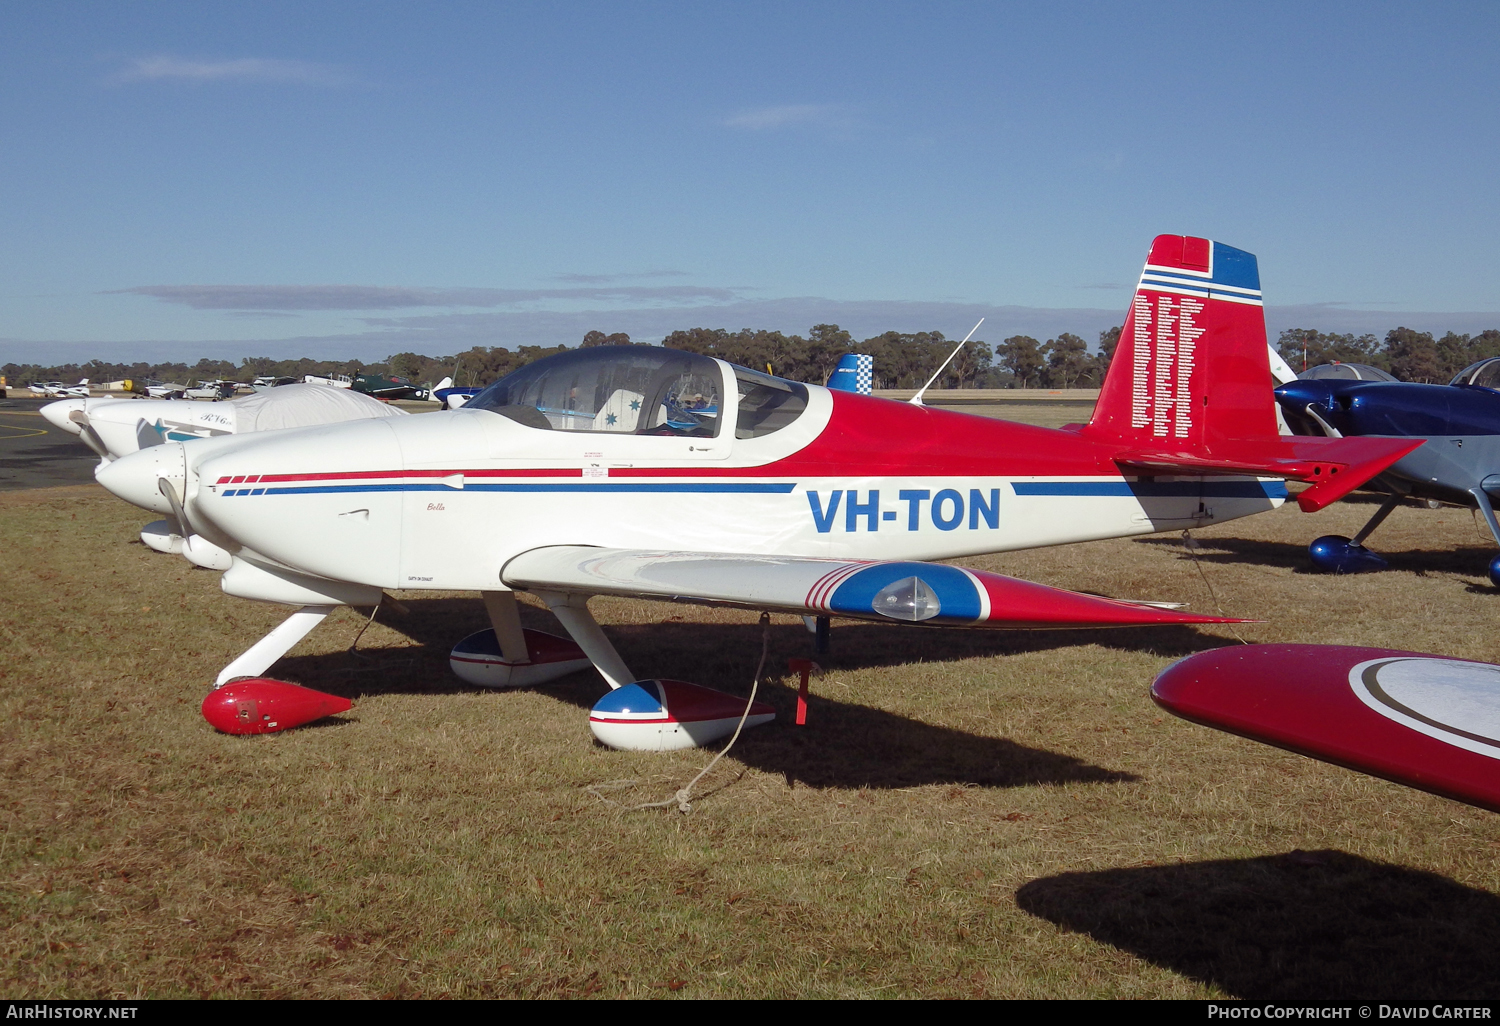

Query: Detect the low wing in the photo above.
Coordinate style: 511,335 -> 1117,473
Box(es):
1116,435 -> 1423,512
503,546 -> 1246,629
1152,644 -> 1500,813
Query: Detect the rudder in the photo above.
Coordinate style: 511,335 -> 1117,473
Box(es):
827,353 -> 874,395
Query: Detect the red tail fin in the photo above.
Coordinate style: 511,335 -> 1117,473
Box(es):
1089,235 -> 1277,447
1087,235 -> 1421,511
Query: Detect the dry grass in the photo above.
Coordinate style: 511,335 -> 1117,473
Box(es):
4,484 -> 1500,999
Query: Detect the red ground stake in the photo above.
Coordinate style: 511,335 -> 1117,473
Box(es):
787,658 -> 818,725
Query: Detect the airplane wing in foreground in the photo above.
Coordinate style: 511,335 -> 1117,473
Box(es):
503,546 -> 1247,629
1152,644 -> 1500,813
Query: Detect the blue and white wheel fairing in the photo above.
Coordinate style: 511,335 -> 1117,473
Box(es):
449,628 -> 591,688
589,679 -> 775,751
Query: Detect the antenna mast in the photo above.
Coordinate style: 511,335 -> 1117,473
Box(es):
910,318 -> 984,407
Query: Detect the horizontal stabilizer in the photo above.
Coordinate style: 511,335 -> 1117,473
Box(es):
504,546 -> 1249,629
1117,435 -> 1423,512
1153,644 -> 1500,814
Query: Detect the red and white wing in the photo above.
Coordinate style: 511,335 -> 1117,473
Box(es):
1152,644 -> 1500,813
503,546 -> 1244,629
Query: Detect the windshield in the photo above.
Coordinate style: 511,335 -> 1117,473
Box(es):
1299,363 -> 1397,382
733,367 -> 808,439
1452,358 -> 1500,390
468,346 -> 724,436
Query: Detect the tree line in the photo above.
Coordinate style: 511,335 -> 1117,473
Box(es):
7,322 -> 1499,392
1276,328 -> 1500,383
0,324 -> 1124,392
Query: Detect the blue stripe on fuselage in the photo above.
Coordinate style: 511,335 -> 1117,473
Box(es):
1012,481 -> 1288,499
239,482 -> 799,496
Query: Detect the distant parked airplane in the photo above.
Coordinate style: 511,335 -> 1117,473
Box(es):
1276,356 -> 1500,585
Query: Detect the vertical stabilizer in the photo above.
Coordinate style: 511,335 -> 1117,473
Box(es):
1088,236 -> 1277,449
827,353 -> 874,395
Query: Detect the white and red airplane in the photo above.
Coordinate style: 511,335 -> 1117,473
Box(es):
92,235 -> 1421,748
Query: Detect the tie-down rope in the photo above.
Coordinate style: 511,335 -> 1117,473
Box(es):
591,610 -> 771,814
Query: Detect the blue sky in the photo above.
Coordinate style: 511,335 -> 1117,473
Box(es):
3,1 -> 1498,365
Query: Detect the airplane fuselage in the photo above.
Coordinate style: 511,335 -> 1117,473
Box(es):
176,386 -> 1285,594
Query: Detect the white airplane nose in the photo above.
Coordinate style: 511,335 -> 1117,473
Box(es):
40,398 -> 86,435
193,419 -> 405,588
94,441 -> 186,514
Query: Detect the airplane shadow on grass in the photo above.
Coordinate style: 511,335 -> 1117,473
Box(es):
270,596 -> 1245,790
1134,533 -> 1500,578
1017,849 -> 1500,999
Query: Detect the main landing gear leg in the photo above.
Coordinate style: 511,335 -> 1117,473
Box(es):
801,615 -> 831,654
482,590 -> 531,664
214,604 -> 335,688
1466,487 -> 1500,588
1309,491 -> 1405,574
447,590 -> 591,688
535,591 -> 635,691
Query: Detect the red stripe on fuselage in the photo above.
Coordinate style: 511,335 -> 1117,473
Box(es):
256,468 -> 585,483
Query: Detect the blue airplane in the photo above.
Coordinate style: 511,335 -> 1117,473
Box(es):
1274,356 -> 1500,584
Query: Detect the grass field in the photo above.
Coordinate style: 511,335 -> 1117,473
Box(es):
4,482 -> 1500,999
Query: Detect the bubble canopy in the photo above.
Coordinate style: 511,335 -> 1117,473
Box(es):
1451,357 -> 1500,391
467,346 -> 808,439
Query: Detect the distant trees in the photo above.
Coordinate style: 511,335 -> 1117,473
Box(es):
997,331 -> 1116,389
1097,326 -> 1121,377
1276,329 -> 1386,374
1274,327 -> 1500,383
10,321 -> 1499,393
581,331 -> 633,347
1044,333 -> 1091,388
662,325 -> 995,388
996,336 -> 1044,387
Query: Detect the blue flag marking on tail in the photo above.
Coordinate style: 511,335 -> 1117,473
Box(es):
1139,242 -> 1263,305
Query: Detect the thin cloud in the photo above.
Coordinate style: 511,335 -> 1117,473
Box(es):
109,283 -> 743,312
550,270 -> 690,285
351,299 -> 1130,351
111,56 -> 359,87
724,104 -> 847,131
1077,283 -> 1127,291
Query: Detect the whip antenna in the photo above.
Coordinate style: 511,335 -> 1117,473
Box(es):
911,318 -> 984,406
